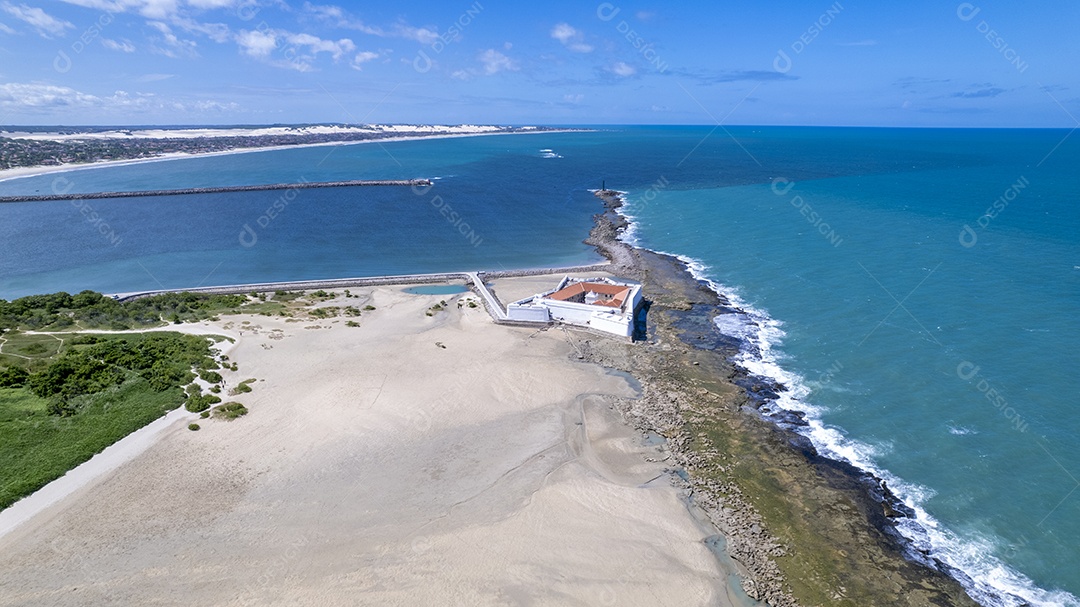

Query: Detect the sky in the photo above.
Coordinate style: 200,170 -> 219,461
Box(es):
0,0 -> 1077,127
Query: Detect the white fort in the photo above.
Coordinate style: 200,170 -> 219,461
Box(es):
506,276 -> 643,337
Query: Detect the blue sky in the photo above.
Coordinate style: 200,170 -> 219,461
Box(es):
0,0 -> 1077,126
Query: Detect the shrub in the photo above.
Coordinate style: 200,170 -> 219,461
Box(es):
346,321 -> 360,327
199,411 -> 209,418
0,366 -> 29,388
188,423 -> 200,431
185,393 -> 221,413
209,385 -> 221,393
212,401 -> 248,420
363,305 -> 376,311
199,369 -> 223,384
230,378 -> 255,395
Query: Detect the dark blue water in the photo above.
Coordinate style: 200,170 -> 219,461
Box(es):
2,127 -> 1078,606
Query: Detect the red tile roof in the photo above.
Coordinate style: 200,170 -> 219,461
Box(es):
545,282 -> 632,309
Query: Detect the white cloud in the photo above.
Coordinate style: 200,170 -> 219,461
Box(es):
102,38 -> 136,52
563,93 -> 583,103
610,61 -> 636,77
147,20 -> 198,57
394,24 -> 437,45
302,2 -> 386,35
550,22 -> 592,53
350,50 -> 378,70
1,2 -> 75,38
187,0 -> 237,8
57,1 -> 236,41
135,72 -> 174,81
0,20 -> 15,34
0,82 -> 99,109
550,23 -> 575,44
57,0 -> 225,20
235,28 -> 276,58
286,32 -> 354,60
450,69 -> 470,80
172,15 -> 230,43
478,48 -> 517,75
0,81 -> 240,115
302,3 -> 440,44
236,27 -> 355,71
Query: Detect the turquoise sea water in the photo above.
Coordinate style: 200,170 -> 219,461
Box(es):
2,127 -> 1078,605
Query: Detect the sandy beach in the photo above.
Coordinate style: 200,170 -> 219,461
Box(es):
0,283 -> 741,606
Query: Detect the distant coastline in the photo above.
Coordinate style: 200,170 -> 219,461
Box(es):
0,125 -> 583,185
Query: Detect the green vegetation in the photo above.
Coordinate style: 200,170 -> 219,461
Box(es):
185,392 -> 221,413
0,290 -> 247,332
309,306 -> 339,319
0,366 -> 29,387
345,321 -> 360,328
343,306 -> 361,317
0,331 -> 220,510
229,378 -> 256,395
0,379 -> 190,510
212,401 -> 248,420
188,423 -> 200,431
363,305 -> 376,311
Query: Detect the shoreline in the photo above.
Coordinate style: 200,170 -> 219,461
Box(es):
0,129 -> 586,185
583,189 -> 981,605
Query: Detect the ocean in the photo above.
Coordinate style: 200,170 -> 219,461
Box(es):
2,126 -> 1078,606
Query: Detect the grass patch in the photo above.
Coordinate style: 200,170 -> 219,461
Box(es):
272,290 -> 305,303
309,306 -> 339,319
212,401 -> 248,420
0,330 -> 221,511
0,381 -> 184,510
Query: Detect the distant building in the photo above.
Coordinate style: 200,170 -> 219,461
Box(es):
506,276 -> 643,337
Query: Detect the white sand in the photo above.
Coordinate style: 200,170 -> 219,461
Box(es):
0,285 -> 735,606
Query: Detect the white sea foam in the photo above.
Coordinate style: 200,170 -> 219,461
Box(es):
613,195 -> 1080,607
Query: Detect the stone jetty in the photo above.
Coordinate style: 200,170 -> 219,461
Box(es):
0,179 -> 432,203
